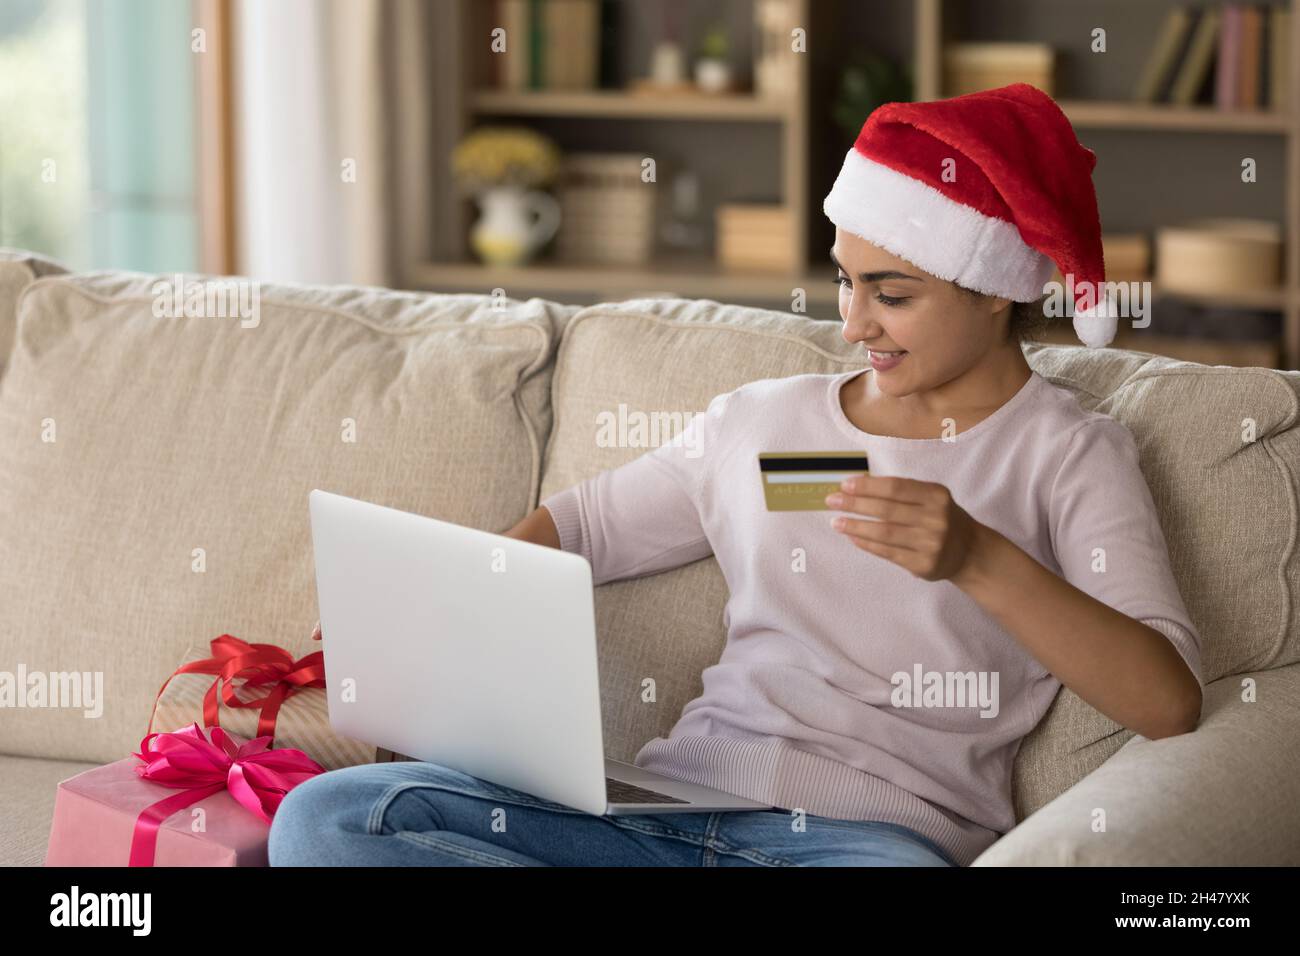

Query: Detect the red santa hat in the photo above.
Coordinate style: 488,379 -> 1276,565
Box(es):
822,82 -> 1115,348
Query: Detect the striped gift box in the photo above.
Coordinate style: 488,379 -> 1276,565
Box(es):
148,642 -> 376,771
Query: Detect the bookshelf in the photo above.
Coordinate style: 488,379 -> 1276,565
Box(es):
916,0 -> 1299,367
409,0 -> 1300,370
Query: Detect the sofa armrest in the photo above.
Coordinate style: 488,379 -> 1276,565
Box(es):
972,661 -> 1300,865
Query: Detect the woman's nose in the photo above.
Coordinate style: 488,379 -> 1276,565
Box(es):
840,309 -> 882,343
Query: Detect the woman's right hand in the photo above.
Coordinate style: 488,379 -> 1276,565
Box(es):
310,619 -> 322,641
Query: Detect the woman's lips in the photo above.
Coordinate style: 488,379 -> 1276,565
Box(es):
869,350 -> 908,371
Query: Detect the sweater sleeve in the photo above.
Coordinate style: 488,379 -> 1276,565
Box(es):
539,388 -> 732,587
1047,418 -> 1203,689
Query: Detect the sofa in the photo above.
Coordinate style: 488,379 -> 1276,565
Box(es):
1,247 -> 1297,867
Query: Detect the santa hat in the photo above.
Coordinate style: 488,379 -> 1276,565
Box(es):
822,83 -> 1115,348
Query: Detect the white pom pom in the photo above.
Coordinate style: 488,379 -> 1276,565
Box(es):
1072,295 -> 1118,349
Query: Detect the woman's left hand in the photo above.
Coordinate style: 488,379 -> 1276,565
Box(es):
825,474 -> 989,584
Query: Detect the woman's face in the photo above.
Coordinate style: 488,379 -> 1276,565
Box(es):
831,227 -> 1012,396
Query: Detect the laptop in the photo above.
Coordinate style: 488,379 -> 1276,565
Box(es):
308,489 -> 772,815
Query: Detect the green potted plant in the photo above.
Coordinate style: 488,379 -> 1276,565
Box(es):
832,52 -> 912,142
694,25 -> 732,93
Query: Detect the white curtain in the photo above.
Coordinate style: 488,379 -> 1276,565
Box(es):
230,0 -> 442,287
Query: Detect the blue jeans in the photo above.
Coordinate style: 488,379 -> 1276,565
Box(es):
268,760 -> 959,867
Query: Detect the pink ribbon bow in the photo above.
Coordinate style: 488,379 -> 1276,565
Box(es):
128,722 -> 326,866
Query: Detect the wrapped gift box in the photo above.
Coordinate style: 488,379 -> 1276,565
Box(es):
46,752 -> 271,866
149,639 -> 374,771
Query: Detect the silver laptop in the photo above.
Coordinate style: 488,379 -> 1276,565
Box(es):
308,489 -> 771,815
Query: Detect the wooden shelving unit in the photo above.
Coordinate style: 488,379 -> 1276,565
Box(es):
914,0 -> 1300,368
470,89 -> 797,121
409,254 -> 842,307
1060,99 -> 1293,133
409,0 -> 1300,369
414,0 -> 831,312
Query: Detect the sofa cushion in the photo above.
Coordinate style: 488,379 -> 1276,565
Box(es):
0,271 -> 578,763
0,754 -> 98,866
0,249 -> 67,378
978,662 -> 1300,865
1011,342 -> 1300,817
540,298 -> 1299,824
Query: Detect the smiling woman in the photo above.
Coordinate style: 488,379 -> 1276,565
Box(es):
827,225 -> 1032,415
269,82 -> 1200,872
816,85 -> 1200,737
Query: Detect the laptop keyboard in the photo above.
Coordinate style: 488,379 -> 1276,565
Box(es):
605,776 -> 690,805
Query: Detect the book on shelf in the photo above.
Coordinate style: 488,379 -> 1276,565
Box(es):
1170,8 -> 1221,104
1134,5 -> 1195,102
494,0 -> 601,92
1134,2 -> 1290,110
1271,5 -> 1292,109
1238,4 -> 1261,107
534,0 -> 546,89
500,0 -> 529,90
1215,4 -> 1243,106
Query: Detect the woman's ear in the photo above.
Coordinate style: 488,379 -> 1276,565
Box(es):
988,295 -> 1013,317
990,296 -> 1016,342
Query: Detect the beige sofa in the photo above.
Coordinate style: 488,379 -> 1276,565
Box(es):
1,248 -> 1297,867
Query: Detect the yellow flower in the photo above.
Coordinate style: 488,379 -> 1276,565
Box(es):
453,125 -> 561,193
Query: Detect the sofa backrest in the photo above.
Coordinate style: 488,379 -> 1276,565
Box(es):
540,298 -> 1300,822
4,266 -> 1297,821
0,249 -> 67,379
0,269 -> 579,762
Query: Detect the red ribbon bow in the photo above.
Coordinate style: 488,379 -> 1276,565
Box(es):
129,722 -> 326,866
147,633 -> 325,740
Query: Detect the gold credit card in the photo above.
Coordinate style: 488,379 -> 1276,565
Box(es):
759,451 -> 870,511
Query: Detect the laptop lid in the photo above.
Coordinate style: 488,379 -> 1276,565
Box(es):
308,489 -> 610,815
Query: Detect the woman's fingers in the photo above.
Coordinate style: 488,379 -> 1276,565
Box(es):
310,619 -> 322,641
833,515 -> 929,552
826,491 -> 927,525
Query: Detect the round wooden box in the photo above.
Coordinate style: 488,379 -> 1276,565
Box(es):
1155,218 -> 1282,295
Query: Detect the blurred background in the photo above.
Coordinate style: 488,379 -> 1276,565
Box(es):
0,0 -> 1296,368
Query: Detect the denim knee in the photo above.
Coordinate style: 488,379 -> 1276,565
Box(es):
268,764 -> 377,865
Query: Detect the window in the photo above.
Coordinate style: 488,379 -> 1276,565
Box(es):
0,0 -> 199,272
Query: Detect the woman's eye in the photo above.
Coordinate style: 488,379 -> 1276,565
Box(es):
832,276 -> 908,306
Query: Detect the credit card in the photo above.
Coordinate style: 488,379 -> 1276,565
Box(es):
758,451 -> 870,511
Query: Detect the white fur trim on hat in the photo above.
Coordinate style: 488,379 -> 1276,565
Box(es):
823,148 -> 1057,302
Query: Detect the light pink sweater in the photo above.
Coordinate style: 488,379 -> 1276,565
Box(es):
540,367 -> 1201,866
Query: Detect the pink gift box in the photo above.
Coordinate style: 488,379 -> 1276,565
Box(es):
44,755 -> 271,867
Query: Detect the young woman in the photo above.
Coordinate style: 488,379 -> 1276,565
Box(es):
269,84 -> 1201,868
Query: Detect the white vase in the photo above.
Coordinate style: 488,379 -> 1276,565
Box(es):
694,58 -> 732,93
651,41 -> 685,85
470,185 -> 562,267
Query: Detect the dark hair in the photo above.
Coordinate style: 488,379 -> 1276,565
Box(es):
957,285 -> 1051,344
